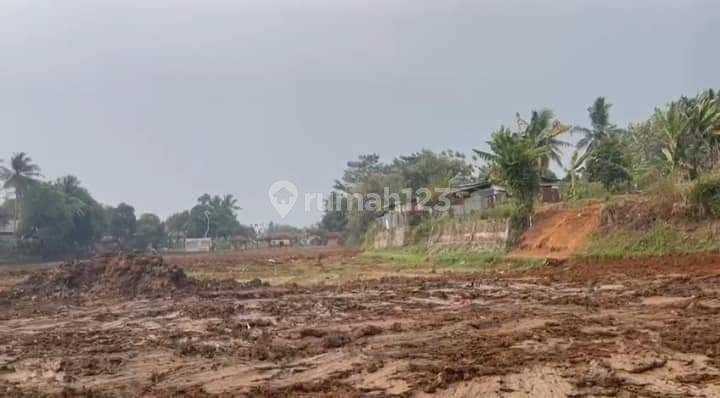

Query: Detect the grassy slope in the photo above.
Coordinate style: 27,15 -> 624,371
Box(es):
362,247 -> 542,273
580,194 -> 720,258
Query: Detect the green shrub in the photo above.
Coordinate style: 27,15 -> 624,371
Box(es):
475,203 -> 516,220
689,174 -> 720,217
560,180 -> 608,201
507,203 -> 532,247
411,220 -> 433,244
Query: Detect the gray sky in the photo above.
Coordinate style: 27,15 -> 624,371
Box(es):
1,0 -> 718,226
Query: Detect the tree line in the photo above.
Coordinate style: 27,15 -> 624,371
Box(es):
0,154 -> 254,258
321,89 -> 720,244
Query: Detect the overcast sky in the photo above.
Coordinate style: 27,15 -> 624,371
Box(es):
1,0 -> 718,226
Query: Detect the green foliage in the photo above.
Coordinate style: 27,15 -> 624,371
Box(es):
474,128 -> 546,206
0,152 -> 42,192
53,175 -> 106,248
688,174 -> 720,217
575,97 -> 623,151
187,194 -> 249,239
475,202 -> 516,220
560,181 -> 608,201
639,89 -> 720,181
107,203 -> 137,244
135,213 -> 165,250
19,182 -> 76,256
319,192 -> 348,233
410,219 -> 432,244
391,149 -> 475,194
584,136 -> 632,191
585,223 -> 720,258
165,211 -> 190,237
516,108 -> 572,171
329,150 -> 476,244
507,203 -> 533,247
362,247 -> 541,273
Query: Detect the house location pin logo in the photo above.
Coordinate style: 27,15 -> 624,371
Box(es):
268,180 -> 298,218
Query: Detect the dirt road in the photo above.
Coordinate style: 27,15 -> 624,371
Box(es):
1,250 -> 720,397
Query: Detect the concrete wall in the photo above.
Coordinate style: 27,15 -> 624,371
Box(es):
372,218 -> 509,251
428,218 -> 509,251
373,226 -> 409,249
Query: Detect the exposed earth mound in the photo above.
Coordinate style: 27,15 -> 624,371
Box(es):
12,255 -> 193,299
512,204 -> 602,259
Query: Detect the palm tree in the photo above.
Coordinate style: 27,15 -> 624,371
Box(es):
655,102 -> 690,177
221,194 -> 241,212
575,97 -> 623,151
197,193 -> 212,206
0,152 -> 41,191
684,91 -> 720,177
0,153 -> 42,233
474,127 -> 548,206
516,109 -> 572,171
563,150 -> 588,200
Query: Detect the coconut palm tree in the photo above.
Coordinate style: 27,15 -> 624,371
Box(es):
221,194 -> 241,212
0,152 -> 41,191
575,97 -> 623,151
0,153 -> 42,233
474,127 -> 548,206
516,109 -> 572,171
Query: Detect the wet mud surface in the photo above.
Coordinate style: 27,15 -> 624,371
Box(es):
2,252 -> 720,397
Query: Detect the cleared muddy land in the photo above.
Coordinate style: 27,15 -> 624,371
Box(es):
2,248 -> 720,397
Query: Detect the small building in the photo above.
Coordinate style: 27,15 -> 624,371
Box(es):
444,182 -> 509,216
375,199 -> 431,230
324,232 -> 341,247
265,233 -> 301,247
303,235 -> 324,247
0,220 -> 17,252
539,178 -> 562,203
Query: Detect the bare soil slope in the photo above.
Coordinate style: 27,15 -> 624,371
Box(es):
512,205 -> 602,259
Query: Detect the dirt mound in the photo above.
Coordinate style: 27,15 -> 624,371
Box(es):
511,205 -> 602,259
12,255 -> 192,299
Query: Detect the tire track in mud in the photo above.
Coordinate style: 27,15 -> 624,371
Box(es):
2,253 -> 720,396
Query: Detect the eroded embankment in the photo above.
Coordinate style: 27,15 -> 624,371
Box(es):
511,204 -> 603,259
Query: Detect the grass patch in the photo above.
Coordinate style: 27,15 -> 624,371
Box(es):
362,247 -> 429,266
0,254 -> 44,265
584,223 -> 720,258
362,247 -> 542,273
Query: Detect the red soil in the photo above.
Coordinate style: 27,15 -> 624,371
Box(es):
512,205 -> 603,259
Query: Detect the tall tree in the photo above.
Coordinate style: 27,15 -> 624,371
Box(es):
563,150 -> 588,200
575,97 -> 622,151
187,194 -> 246,239
0,152 -> 42,233
165,211 -> 191,238
135,213 -> 165,251
53,175 -> 106,249
474,128 -> 547,208
107,203 -> 137,246
18,182 -> 75,256
655,102 -> 690,177
584,136 -> 632,191
517,109 -> 572,171
474,128 -> 547,240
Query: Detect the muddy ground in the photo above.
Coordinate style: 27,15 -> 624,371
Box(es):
1,248 -> 720,397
